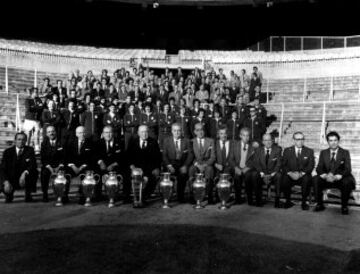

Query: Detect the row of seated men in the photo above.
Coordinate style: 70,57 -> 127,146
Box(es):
24,87 -> 267,152
0,121 -> 355,215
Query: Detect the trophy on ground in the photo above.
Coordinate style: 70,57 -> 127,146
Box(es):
215,173 -> 232,210
103,171 -> 123,208
131,168 -> 146,208
159,172 -> 176,209
51,170 -> 70,207
191,173 -> 207,209
80,170 -> 100,207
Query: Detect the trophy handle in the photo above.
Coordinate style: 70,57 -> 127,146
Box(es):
117,174 -> 123,191
79,173 -> 86,182
50,174 -> 57,185
214,176 -> 219,185
170,175 -> 177,192
94,173 -> 101,184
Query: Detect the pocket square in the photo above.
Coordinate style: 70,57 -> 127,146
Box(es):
340,161 -> 344,164
57,148 -> 63,151
303,156 -> 308,159
183,150 -> 188,153
115,150 -> 121,153
25,158 -> 30,162
272,158 -> 277,161
85,148 -> 90,151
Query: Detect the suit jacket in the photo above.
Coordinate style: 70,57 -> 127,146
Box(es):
60,109 -> 80,132
252,145 -> 282,174
0,146 -> 38,190
158,113 -> 176,134
95,138 -> 125,171
226,119 -> 243,140
123,113 -> 140,134
215,140 -> 235,171
316,147 -> 353,178
25,97 -> 43,121
41,109 -> 61,128
175,115 -> 191,138
80,110 -> 102,137
233,104 -> 249,121
65,137 -> 94,168
192,137 -> 215,166
243,116 -> 266,141
127,137 -> 161,174
103,112 -> 122,129
229,141 -> 255,170
282,146 -> 314,175
40,137 -> 65,168
208,118 -> 225,139
162,137 -> 193,168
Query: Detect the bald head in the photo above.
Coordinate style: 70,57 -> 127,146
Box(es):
262,133 -> 273,149
138,125 -> 149,141
76,126 -> 85,141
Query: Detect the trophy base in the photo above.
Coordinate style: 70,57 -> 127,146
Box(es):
219,204 -> 229,210
108,203 -> 115,208
84,202 -> 92,207
194,204 -> 204,209
55,201 -> 63,207
133,202 -> 144,208
162,204 -> 171,209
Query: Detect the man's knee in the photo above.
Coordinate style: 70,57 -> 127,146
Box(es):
204,166 -> 214,179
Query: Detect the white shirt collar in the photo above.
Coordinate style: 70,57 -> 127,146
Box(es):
330,148 -> 339,157
265,147 -> 271,153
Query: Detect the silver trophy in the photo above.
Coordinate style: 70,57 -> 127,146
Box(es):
51,170 -> 70,207
103,171 -> 123,208
192,173 -> 207,209
159,172 -> 176,209
215,173 -> 232,210
131,168 -> 146,208
80,170 -> 100,207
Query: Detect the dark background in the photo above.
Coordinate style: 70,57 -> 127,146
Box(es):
0,0 -> 359,53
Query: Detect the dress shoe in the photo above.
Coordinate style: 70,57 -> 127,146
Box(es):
25,195 -> 33,203
255,201 -> 264,207
284,201 -> 295,209
341,207 -> 349,215
62,196 -> 69,204
274,198 -> 282,208
301,203 -> 310,211
42,194 -> 49,203
5,197 -> 13,203
314,204 -> 325,212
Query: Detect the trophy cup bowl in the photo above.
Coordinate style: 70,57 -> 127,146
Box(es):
131,168 -> 144,208
80,170 -> 99,207
51,170 -> 68,207
192,173 -> 206,209
159,172 -> 174,209
104,171 -> 123,208
216,173 -> 232,210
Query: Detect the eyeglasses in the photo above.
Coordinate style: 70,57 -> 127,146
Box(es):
294,138 -> 305,141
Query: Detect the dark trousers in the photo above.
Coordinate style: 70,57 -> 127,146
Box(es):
169,164 -> 189,202
234,171 -> 253,203
143,171 -> 158,200
251,171 -> 281,204
282,173 -> 312,203
313,175 -> 355,208
124,132 -> 136,150
4,175 -> 37,202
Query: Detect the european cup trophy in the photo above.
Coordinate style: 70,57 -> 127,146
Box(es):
103,171 -> 123,208
159,172 -> 175,209
51,170 -> 70,207
192,173 -> 206,209
216,173 -> 232,210
80,170 -> 100,207
131,168 -> 145,208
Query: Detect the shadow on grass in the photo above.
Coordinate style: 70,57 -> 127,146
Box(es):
0,224 -> 358,274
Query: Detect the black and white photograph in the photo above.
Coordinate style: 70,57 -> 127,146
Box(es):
0,0 -> 359,273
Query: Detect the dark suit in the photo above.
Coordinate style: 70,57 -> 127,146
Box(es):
140,113 -> 158,140
40,137 -> 66,198
176,115 -> 191,139
103,112 -> 123,138
127,137 -> 162,199
226,119 -> 243,141
80,110 -> 102,141
162,137 -> 194,201
314,147 -> 355,208
123,113 -> 140,149
282,146 -> 315,203
208,118 -> 225,139
158,112 -> 176,150
243,116 -> 266,143
94,138 -> 126,199
65,137 -> 94,174
251,145 -> 282,205
0,146 -> 38,201
229,141 -> 255,203
60,109 -> 80,143
189,137 -> 215,202
41,109 -> 61,136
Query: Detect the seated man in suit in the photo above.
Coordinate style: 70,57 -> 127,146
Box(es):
251,133 -> 282,207
40,125 -> 66,202
127,125 -> 161,204
65,126 -> 95,204
94,125 -> 126,202
313,131 -> 355,215
282,132 -> 315,210
163,123 -> 194,203
189,123 -> 216,204
0,132 -> 38,203
229,127 -> 255,205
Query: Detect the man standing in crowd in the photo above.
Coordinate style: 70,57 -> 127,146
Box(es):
40,126 -> 66,203
282,132 -> 315,210
162,123 -> 193,203
123,103 -> 140,150
251,133 -> 282,207
127,125 -> 161,205
313,131 -> 355,215
244,107 -> 266,145
0,132 -> 38,203
229,127 -> 255,205
81,101 -> 102,142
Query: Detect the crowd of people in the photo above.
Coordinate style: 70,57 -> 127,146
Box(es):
0,65 -> 356,215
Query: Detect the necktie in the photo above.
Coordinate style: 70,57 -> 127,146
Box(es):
296,148 -> 301,171
175,140 -> 181,160
243,144 -> 247,151
265,149 -> 270,167
142,141 -> 146,149
78,141 -> 83,154
232,120 -> 235,140
297,148 -> 301,158
221,141 -> 227,166
17,148 -> 23,158
199,139 -> 204,155
330,152 -> 336,172
106,141 -> 110,153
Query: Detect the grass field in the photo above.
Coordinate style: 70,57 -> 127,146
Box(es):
0,224 -> 359,274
